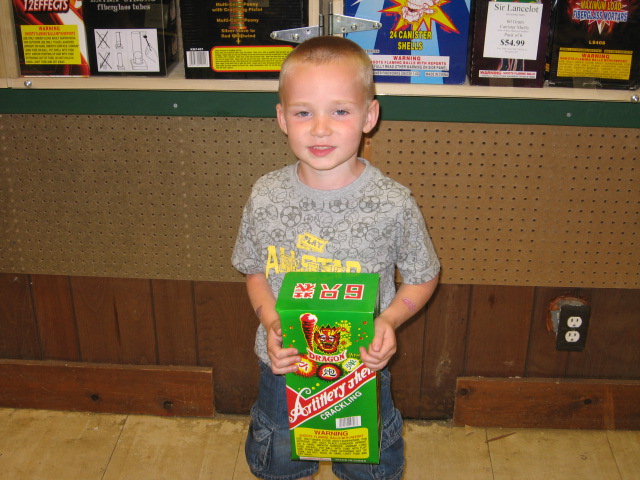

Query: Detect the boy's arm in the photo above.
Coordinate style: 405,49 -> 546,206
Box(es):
359,275 -> 439,371
246,273 -> 301,374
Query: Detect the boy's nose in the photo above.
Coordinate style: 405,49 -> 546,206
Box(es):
311,115 -> 331,136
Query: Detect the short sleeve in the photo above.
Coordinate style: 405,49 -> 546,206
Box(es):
231,195 -> 264,275
395,195 -> 440,284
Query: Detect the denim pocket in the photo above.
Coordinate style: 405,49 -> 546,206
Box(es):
380,405 -> 403,451
245,403 -> 275,474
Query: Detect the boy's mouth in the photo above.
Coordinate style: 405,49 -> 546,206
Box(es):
308,145 -> 336,157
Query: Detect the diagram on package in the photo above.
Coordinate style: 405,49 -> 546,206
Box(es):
94,28 -> 160,72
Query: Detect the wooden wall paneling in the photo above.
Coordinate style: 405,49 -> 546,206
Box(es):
565,288 -> 640,379
30,274 -> 81,361
524,286 -> 578,377
71,277 -> 157,365
152,279 -> 198,365
194,281 -> 259,413
419,283 -> 471,418
0,273 -> 40,359
389,308 -> 427,418
465,285 -> 535,377
453,377 -> 640,430
0,359 -> 214,417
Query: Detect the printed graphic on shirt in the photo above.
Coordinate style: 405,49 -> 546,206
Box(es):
232,163 -> 439,291
265,233 -> 363,278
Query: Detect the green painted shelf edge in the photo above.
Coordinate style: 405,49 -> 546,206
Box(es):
0,88 -> 638,128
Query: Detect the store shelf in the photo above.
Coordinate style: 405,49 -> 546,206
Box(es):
1,80 -> 638,128
5,57 -> 638,103
5,74 -> 636,102
1,0 -> 638,127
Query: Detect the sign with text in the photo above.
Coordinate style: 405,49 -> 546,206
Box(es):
483,2 -> 544,60
469,0 -> 552,87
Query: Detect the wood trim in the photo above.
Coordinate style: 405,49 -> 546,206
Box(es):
31,275 -> 81,361
194,281 -> 259,413
152,279 -> 198,365
0,273 -> 39,358
71,277 -> 157,364
465,286 -> 535,377
0,360 -> 214,417
453,377 -> 640,430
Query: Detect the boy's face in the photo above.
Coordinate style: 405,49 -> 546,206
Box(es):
276,60 -> 379,186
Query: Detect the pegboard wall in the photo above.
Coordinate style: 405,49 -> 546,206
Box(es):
370,122 -> 638,287
1,114 -> 638,288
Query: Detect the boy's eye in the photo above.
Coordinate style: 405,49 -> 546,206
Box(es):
295,111 -> 311,117
335,109 -> 349,116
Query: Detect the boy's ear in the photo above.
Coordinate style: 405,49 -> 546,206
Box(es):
276,103 -> 288,135
362,99 -> 380,134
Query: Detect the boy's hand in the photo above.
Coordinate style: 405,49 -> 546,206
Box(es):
358,278 -> 439,371
359,316 -> 397,371
265,319 -> 301,375
245,274 -> 301,375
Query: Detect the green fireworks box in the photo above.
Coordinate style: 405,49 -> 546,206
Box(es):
276,272 -> 381,464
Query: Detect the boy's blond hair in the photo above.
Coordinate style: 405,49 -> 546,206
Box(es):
278,36 -> 375,101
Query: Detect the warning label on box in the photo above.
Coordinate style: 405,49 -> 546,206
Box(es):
211,45 -> 293,72
557,48 -> 632,80
294,427 -> 370,460
21,25 -> 81,65
371,55 -> 450,72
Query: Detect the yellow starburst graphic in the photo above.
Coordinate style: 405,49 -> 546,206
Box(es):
381,0 -> 459,33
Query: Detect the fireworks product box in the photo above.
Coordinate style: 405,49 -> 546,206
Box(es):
12,0 -> 90,76
469,0 -> 552,87
83,0 -> 178,76
276,272 -> 381,464
547,0 -> 640,89
179,0 -> 307,79
344,0 -> 471,84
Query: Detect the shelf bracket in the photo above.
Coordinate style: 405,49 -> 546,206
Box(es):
270,2 -> 381,44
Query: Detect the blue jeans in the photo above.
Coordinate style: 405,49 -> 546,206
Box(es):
245,361 -> 405,480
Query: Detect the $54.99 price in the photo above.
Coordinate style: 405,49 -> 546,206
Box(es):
500,39 -> 525,47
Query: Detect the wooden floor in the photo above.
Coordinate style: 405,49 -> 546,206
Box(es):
1,408 -> 638,479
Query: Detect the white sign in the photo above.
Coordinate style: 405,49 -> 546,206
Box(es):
483,2 -> 543,60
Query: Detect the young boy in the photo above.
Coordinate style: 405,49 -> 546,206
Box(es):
232,36 -> 440,480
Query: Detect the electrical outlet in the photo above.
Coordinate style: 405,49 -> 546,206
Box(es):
567,316 -> 583,328
556,304 -> 591,351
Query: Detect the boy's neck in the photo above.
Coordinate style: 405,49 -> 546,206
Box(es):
296,158 -> 366,190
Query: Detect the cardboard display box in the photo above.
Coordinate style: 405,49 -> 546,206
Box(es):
547,0 -> 640,89
179,0 -> 307,79
12,0 -> 90,76
276,272 -> 381,464
83,0 -> 179,76
345,0 -> 471,84
469,0 -> 552,87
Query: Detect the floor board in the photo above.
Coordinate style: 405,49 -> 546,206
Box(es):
607,430 -> 640,480
0,409 -> 125,480
404,422 -> 493,479
102,415 -> 249,480
487,427 -> 622,480
0,408 -> 637,480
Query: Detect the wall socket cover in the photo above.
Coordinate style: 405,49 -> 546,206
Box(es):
556,304 -> 591,352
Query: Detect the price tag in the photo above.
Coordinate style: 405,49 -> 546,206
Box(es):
483,1 -> 543,60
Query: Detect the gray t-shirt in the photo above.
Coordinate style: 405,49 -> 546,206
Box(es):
232,159 -> 440,364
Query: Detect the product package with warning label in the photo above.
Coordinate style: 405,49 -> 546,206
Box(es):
344,0 -> 471,84
179,0 -> 307,79
83,0 -> 179,76
469,0 -> 552,87
547,0 -> 640,89
12,0 -> 90,76
276,272 -> 381,464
